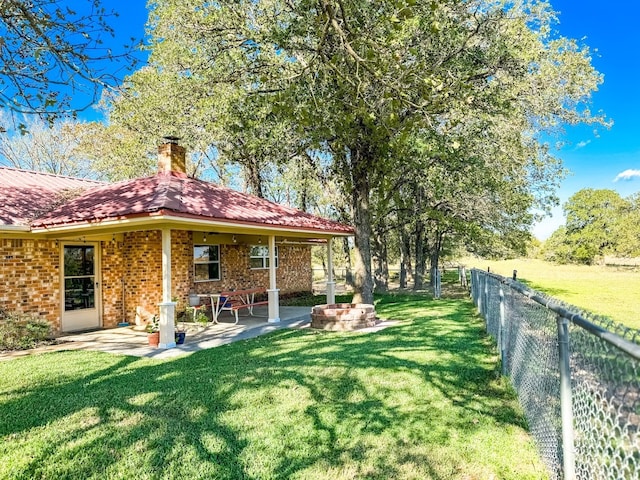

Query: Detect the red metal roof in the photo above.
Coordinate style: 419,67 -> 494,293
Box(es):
11,170 -> 353,235
0,167 -> 104,226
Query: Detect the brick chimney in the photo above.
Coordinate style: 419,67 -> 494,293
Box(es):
158,136 -> 186,174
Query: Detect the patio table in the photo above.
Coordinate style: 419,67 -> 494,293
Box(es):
208,288 -> 267,324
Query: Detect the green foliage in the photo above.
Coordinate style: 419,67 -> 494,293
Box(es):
280,292 -> 353,307
186,307 -> 209,325
0,310 -> 51,350
0,0 -> 139,129
107,0 -> 607,300
612,192 -> 640,257
541,226 -> 573,264
543,189 -> 636,264
0,293 -> 546,479
145,315 -> 159,334
195,311 -> 209,325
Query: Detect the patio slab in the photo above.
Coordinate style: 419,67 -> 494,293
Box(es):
0,307 -> 312,361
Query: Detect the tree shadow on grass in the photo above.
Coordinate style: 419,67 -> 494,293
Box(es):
0,293 -> 541,480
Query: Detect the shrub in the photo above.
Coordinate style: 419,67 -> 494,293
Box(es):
0,309 -> 52,350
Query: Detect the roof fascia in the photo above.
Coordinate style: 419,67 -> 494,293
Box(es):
0,225 -> 31,233
30,213 -> 353,239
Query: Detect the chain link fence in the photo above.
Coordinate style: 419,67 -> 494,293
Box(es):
471,269 -> 640,480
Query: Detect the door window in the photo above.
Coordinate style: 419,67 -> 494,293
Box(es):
64,246 -> 96,310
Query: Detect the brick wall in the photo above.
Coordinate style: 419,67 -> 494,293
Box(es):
0,238 -> 60,330
170,230 -> 194,314
1,230 -> 314,333
111,230 -> 312,325
101,239 -> 125,328
120,230 -> 163,326
189,243 -> 312,295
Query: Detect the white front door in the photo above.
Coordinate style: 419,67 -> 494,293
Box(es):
61,243 -> 101,332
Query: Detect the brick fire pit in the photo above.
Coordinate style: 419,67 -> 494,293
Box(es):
310,303 -> 377,331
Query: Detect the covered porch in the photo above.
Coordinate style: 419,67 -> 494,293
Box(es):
25,139 -> 353,343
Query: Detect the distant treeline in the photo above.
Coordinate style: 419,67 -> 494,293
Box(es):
542,188 -> 640,265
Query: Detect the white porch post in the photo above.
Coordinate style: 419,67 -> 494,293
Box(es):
326,237 -> 336,305
159,228 -> 176,348
267,235 -> 280,323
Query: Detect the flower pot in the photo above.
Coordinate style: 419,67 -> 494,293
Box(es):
175,331 -> 186,345
148,331 -> 160,347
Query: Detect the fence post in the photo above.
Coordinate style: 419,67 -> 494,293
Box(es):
473,272 -> 483,315
483,275 -> 489,319
557,314 -> 576,480
472,270 -> 476,299
499,286 -> 507,376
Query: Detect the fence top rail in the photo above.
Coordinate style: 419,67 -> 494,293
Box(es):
472,268 -> 640,361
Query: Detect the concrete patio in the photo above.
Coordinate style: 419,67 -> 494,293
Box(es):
1,306 -> 312,361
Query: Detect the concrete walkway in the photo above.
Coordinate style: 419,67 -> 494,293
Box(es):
0,306 -> 312,361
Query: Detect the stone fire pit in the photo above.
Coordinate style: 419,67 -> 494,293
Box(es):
311,303 -> 377,331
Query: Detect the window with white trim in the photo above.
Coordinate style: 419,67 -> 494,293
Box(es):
194,245 -> 220,281
249,245 -> 278,269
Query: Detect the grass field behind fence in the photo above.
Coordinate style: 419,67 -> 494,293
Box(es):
0,293 -> 547,480
460,257 -> 640,330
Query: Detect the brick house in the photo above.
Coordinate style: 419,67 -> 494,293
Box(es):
0,139 -> 352,344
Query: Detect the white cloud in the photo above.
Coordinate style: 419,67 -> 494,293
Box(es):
614,169 -> 640,182
576,140 -> 591,149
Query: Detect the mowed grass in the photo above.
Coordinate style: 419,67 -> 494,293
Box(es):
0,293 -> 547,479
461,257 -> 640,329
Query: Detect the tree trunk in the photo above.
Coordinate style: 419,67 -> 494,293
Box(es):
413,221 -> 426,290
342,237 -> 353,286
372,229 -> 389,292
351,147 -> 374,305
243,160 -> 263,198
399,225 -> 412,289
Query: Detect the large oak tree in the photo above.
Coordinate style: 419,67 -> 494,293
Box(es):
107,0 -> 606,303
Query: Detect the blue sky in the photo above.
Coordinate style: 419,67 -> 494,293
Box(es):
91,1 -> 640,239
533,0 -> 640,238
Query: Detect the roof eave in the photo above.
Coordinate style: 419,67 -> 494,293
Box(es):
30,211 -> 354,238
0,224 -> 31,232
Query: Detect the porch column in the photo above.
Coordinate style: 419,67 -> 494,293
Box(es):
159,228 -> 176,348
326,237 -> 336,305
267,234 -> 280,323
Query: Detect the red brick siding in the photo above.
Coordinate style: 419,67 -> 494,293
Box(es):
0,238 -> 61,331
121,231 -> 162,326
101,239 -> 125,328
1,230 -> 313,333
277,245 -> 313,292
190,243 -> 312,296
170,230 -> 194,313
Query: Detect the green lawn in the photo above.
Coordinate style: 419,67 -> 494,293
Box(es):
462,257 -> 640,329
0,293 -> 547,479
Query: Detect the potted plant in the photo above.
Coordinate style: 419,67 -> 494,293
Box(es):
147,315 -> 160,347
175,317 -> 186,345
